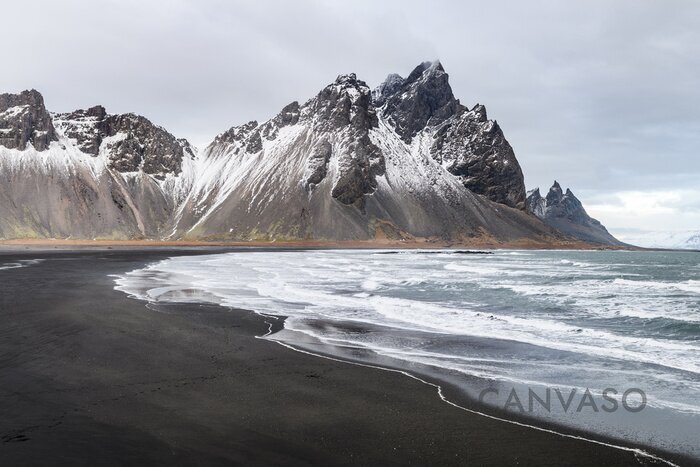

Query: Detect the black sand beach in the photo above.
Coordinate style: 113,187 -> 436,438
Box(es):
0,249 -> 686,466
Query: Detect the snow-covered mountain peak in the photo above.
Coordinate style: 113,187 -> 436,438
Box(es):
303,73 -> 377,131
376,61 -> 459,143
168,61 -> 556,241
332,72 -> 362,87
53,106 -> 193,180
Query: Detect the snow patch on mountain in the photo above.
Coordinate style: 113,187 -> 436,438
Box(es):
615,230 -> 700,250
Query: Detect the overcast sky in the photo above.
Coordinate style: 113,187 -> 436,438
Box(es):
2,0 -> 699,235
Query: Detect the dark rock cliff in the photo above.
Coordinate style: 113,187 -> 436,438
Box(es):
374,62 -> 526,209
0,89 -> 57,151
54,106 -> 193,179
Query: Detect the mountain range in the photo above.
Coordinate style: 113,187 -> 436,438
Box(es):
614,230 -> 700,250
0,61 -> 620,246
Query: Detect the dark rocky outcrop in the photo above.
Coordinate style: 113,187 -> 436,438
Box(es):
54,107 -> 193,179
0,89 -> 57,151
373,62 -> 526,209
527,182 -> 622,245
303,139 -> 332,188
430,104 -> 526,209
309,74 -> 384,206
377,62 -> 459,143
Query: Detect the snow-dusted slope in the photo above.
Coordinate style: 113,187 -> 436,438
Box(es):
615,230 -> 700,250
172,63 -> 556,242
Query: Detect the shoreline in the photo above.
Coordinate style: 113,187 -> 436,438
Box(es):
262,317 -> 689,466
0,238 -> 634,251
263,325 -> 681,466
0,248 -> 691,465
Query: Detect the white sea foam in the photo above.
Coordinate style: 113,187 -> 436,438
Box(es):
114,249 -> 700,423
0,259 -> 43,271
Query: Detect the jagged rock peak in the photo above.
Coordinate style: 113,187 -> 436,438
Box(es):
334,73 -> 359,85
0,89 -> 58,151
318,73 -> 373,105
54,106 -> 193,179
213,119 -> 262,155
305,72 -> 378,133
375,60 -> 460,142
270,101 -> 300,128
407,60 -> 447,82
372,73 -> 404,106
546,180 -> 564,205
526,188 -> 546,218
527,181 -> 622,245
210,71 -> 379,157
531,181 -> 586,214
316,73 -> 373,107
429,104 -> 526,208
469,103 -> 488,123
79,105 -> 108,119
52,105 -> 110,155
305,73 -> 383,206
214,101 -> 302,151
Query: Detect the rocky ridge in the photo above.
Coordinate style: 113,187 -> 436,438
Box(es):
0,61 -> 610,245
374,62 -> 526,209
0,94 -> 193,239
53,106 -> 193,179
526,182 -> 622,245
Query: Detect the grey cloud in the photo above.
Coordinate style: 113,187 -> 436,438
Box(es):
1,0 -> 698,230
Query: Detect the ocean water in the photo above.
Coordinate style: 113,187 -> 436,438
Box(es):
114,249 -> 700,459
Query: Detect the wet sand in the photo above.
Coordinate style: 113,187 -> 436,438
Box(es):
0,249 -> 682,466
